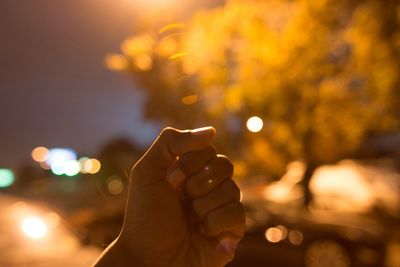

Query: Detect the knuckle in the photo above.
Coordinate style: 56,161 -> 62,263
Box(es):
192,199 -> 204,217
223,180 -> 241,200
185,179 -> 200,197
206,212 -> 218,232
205,146 -> 217,157
235,202 -> 246,225
160,127 -> 178,139
215,156 -> 234,177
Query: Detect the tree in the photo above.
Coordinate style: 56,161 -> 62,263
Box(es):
106,0 -> 400,205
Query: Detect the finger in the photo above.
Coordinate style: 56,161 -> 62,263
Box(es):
201,201 -> 245,238
216,229 -> 245,260
192,180 -> 240,221
167,145 -> 216,189
185,155 -> 234,198
132,126 -> 215,186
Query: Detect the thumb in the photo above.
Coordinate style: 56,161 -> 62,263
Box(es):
131,126 -> 216,186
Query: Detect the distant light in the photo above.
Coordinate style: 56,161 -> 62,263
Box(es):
50,161 -> 65,176
0,169 -> 15,188
276,225 -> 288,240
104,54 -> 129,71
288,230 -> 303,246
21,217 -> 47,239
39,161 -> 51,170
31,147 -> 49,162
78,157 -> 90,173
246,116 -> 263,133
45,148 -> 77,176
107,176 -> 124,195
265,227 -> 283,243
46,148 -> 77,167
64,160 -> 80,176
87,159 -> 101,174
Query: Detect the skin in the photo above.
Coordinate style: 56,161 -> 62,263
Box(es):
94,127 -> 246,267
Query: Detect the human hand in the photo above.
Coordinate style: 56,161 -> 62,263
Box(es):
94,127 -> 245,267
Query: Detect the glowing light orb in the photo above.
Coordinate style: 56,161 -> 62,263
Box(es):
46,148 -> 77,167
31,147 -> 49,162
0,169 -> 15,188
246,116 -> 263,133
64,160 -> 80,176
288,230 -> 303,246
78,157 -> 90,173
265,227 -> 283,243
107,176 -> 124,195
87,159 -> 101,174
21,217 -> 47,239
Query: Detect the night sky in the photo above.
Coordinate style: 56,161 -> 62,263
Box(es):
0,0 -> 158,167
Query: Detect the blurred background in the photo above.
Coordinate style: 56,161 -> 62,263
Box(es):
1,0 -> 400,266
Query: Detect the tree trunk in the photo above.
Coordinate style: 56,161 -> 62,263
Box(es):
302,163 -> 318,207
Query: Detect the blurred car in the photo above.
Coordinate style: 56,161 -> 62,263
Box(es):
228,160 -> 400,267
228,202 -> 396,267
0,193 -> 101,267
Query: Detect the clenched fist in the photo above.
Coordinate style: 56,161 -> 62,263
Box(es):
94,127 -> 245,267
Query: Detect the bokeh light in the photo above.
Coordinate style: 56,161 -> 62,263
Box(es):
246,116 -> 263,133
107,176 -> 124,195
64,160 -> 81,177
31,146 -> 49,162
84,158 -> 101,174
305,240 -> 349,267
288,230 -> 304,246
46,148 -> 77,167
134,54 -> 153,71
104,54 -> 129,71
0,169 -> 15,188
78,157 -> 90,173
265,226 -> 284,243
21,216 -> 48,239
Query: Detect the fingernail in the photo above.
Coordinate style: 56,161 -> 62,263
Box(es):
219,238 -> 237,257
167,168 -> 185,189
190,126 -> 216,136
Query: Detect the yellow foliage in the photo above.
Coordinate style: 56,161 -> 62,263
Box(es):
108,0 -> 400,178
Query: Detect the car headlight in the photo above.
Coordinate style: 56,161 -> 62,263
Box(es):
21,216 -> 48,239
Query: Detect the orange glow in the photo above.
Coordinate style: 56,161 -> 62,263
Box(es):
169,52 -> 188,60
181,94 -> 198,105
31,146 -> 49,162
265,227 -> 283,243
288,230 -> 303,246
134,54 -> 153,71
121,34 -> 154,56
104,54 -> 129,71
310,162 -> 374,212
156,37 -> 179,58
158,23 -> 185,34
87,159 -> 101,174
